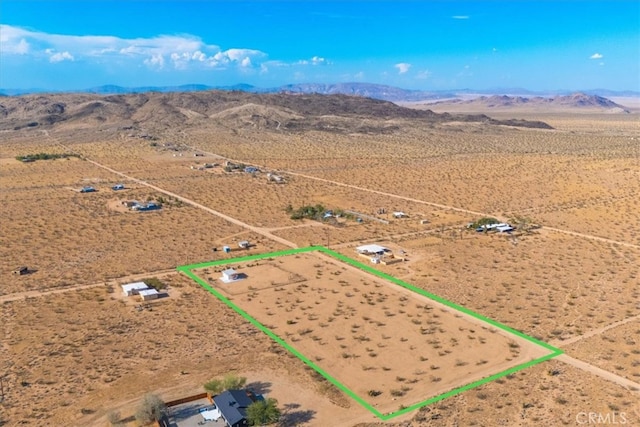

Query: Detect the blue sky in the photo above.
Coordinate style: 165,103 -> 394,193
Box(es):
1,0 -> 638,92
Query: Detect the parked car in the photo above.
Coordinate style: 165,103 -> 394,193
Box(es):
80,186 -> 96,193
112,184 -> 125,190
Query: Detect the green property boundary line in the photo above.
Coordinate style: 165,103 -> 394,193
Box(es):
177,246 -> 563,421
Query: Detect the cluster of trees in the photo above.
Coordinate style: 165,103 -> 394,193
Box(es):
286,204 -> 355,221
142,277 -> 166,291
286,204 -> 326,220
16,152 -> 80,162
469,217 -> 500,229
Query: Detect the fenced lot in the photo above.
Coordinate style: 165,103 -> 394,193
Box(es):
180,247 -> 560,420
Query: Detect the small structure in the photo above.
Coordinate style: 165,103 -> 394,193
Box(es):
420,219 -> 429,225
244,166 -> 258,173
121,281 -> 149,297
80,186 -> 96,193
393,212 -> 407,218
223,245 -> 231,253
132,202 -> 161,212
139,288 -> 159,301
238,240 -> 250,249
267,173 -> 285,183
356,244 -> 390,256
199,405 -> 221,422
220,268 -> 242,283
122,200 -> 138,208
212,390 -> 256,427
13,266 -> 29,275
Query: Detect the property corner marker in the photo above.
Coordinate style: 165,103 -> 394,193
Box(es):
177,246 -> 562,420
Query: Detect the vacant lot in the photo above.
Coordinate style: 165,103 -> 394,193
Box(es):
193,251 -> 552,416
348,232 -> 640,344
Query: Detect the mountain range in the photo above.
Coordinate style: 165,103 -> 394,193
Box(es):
1,82 -> 637,103
0,90 -> 554,134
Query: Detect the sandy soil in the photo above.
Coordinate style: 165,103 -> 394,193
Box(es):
1,111 -> 639,426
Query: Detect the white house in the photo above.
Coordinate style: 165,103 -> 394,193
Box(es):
122,281 -> 149,296
139,288 -> 159,301
220,268 -> 242,283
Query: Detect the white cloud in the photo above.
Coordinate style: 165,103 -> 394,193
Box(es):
590,52 -> 603,59
0,24 -> 270,71
145,53 -> 165,68
49,51 -> 74,63
0,26 -> 31,54
297,55 -> 330,66
452,15 -> 469,19
395,62 -> 411,74
416,69 -> 432,80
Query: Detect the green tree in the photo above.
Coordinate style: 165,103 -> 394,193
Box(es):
134,393 -> 166,425
203,378 -> 224,395
246,398 -> 280,426
204,373 -> 247,395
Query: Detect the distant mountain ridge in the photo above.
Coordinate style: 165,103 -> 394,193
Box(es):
430,93 -> 631,112
2,82 -> 637,103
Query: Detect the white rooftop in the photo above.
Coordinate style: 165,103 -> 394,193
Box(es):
356,244 -> 389,254
121,282 -> 149,292
139,289 -> 159,296
221,268 -> 238,276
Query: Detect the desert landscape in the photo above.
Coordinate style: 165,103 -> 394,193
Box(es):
1,90 -> 639,426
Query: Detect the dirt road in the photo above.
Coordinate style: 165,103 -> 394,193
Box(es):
0,268 -> 177,304
556,354 -> 640,393
184,143 -> 640,250
551,314 -> 640,347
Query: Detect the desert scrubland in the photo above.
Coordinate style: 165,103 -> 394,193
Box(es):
1,92 -> 639,426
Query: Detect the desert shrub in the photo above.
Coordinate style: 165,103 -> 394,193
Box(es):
106,410 -> 121,425
134,394 -> 166,424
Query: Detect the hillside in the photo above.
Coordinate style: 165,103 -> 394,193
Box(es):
0,91 -> 553,133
